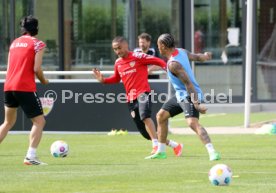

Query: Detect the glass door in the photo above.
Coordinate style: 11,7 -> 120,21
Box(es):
194,0 -> 243,102
257,0 -> 276,100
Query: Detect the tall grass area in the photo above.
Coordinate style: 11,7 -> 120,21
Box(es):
170,112 -> 276,127
0,134 -> 276,193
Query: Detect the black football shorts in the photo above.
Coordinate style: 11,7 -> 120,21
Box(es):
4,91 -> 44,118
127,92 -> 152,140
161,95 -> 199,119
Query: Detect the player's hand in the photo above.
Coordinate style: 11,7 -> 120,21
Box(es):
92,68 -> 104,83
147,67 -> 153,75
193,103 -> 207,114
203,52 -> 212,60
41,79 -> 49,85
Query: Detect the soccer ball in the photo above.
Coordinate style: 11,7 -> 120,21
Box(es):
208,164 -> 232,186
50,140 -> 69,158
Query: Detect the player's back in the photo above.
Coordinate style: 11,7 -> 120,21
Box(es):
5,35 -> 45,92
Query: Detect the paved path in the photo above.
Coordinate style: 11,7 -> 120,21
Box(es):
170,127 -> 256,135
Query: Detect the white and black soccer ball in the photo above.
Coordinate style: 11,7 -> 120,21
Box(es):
50,140 -> 69,158
208,164 -> 232,186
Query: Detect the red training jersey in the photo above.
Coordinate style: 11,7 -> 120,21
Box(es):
4,35 -> 46,92
104,51 -> 166,101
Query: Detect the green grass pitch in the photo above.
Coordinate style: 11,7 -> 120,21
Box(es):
0,133 -> 276,193
170,112 -> 276,127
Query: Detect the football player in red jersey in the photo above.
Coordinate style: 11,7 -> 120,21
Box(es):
93,36 -> 183,157
0,16 -> 48,165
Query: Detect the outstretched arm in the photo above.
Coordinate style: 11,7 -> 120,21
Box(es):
92,67 -> 121,84
92,68 -> 104,83
186,50 -> 212,62
134,52 -> 167,70
148,65 -> 165,75
168,61 -> 207,114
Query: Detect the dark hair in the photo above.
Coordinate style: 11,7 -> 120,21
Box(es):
112,36 -> 128,44
158,33 -> 175,48
20,15 -> 38,36
138,32 -> 152,42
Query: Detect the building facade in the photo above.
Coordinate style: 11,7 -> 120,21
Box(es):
0,0 -> 275,102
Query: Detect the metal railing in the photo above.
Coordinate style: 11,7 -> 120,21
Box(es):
0,70 -> 166,76
0,71 -> 169,83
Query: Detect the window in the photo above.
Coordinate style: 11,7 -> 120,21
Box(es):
136,0 -> 180,53
194,0 -> 243,101
64,0 -> 127,69
64,0 -> 181,70
0,0 -> 59,69
34,0 -> 59,68
256,0 -> 276,100
0,0 -> 34,67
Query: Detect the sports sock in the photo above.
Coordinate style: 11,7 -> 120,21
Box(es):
26,147 -> 37,159
157,142 -> 166,153
168,140 -> 178,148
205,143 -> 215,154
152,139 -> 158,147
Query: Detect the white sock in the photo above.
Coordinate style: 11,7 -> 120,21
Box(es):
157,142 -> 166,153
168,140 -> 178,148
152,139 -> 158,147
205,143 -> 215,154
26,147 -> 37,159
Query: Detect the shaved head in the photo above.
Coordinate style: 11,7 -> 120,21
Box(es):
112,36 -> 128,44
112,36 -> 129,58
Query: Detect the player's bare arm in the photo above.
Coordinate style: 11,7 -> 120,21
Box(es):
186,50 -> 212,62
6,53 -> 10,70
168,61 -> 207,114
168,61 -> 198,101
34,48 -> 48,85
92,68 -> 104,83
148,65 -> 164,75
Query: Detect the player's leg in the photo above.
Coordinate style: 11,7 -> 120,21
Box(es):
156,109 -> 183,157
29,114 -> 46,151
142,117 -> 159,154
16,92 -> 47,165
23,114 -> 46,165
180,97 -> 220,161
135,93 -> 159,154
137,93 -> 158,140
129,102 -> 159,154
145,96 -> 183,159
130,107 -> 151,140
0,107 -> 17,143
0,92 -> 19,143
138,93 -> 181,154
